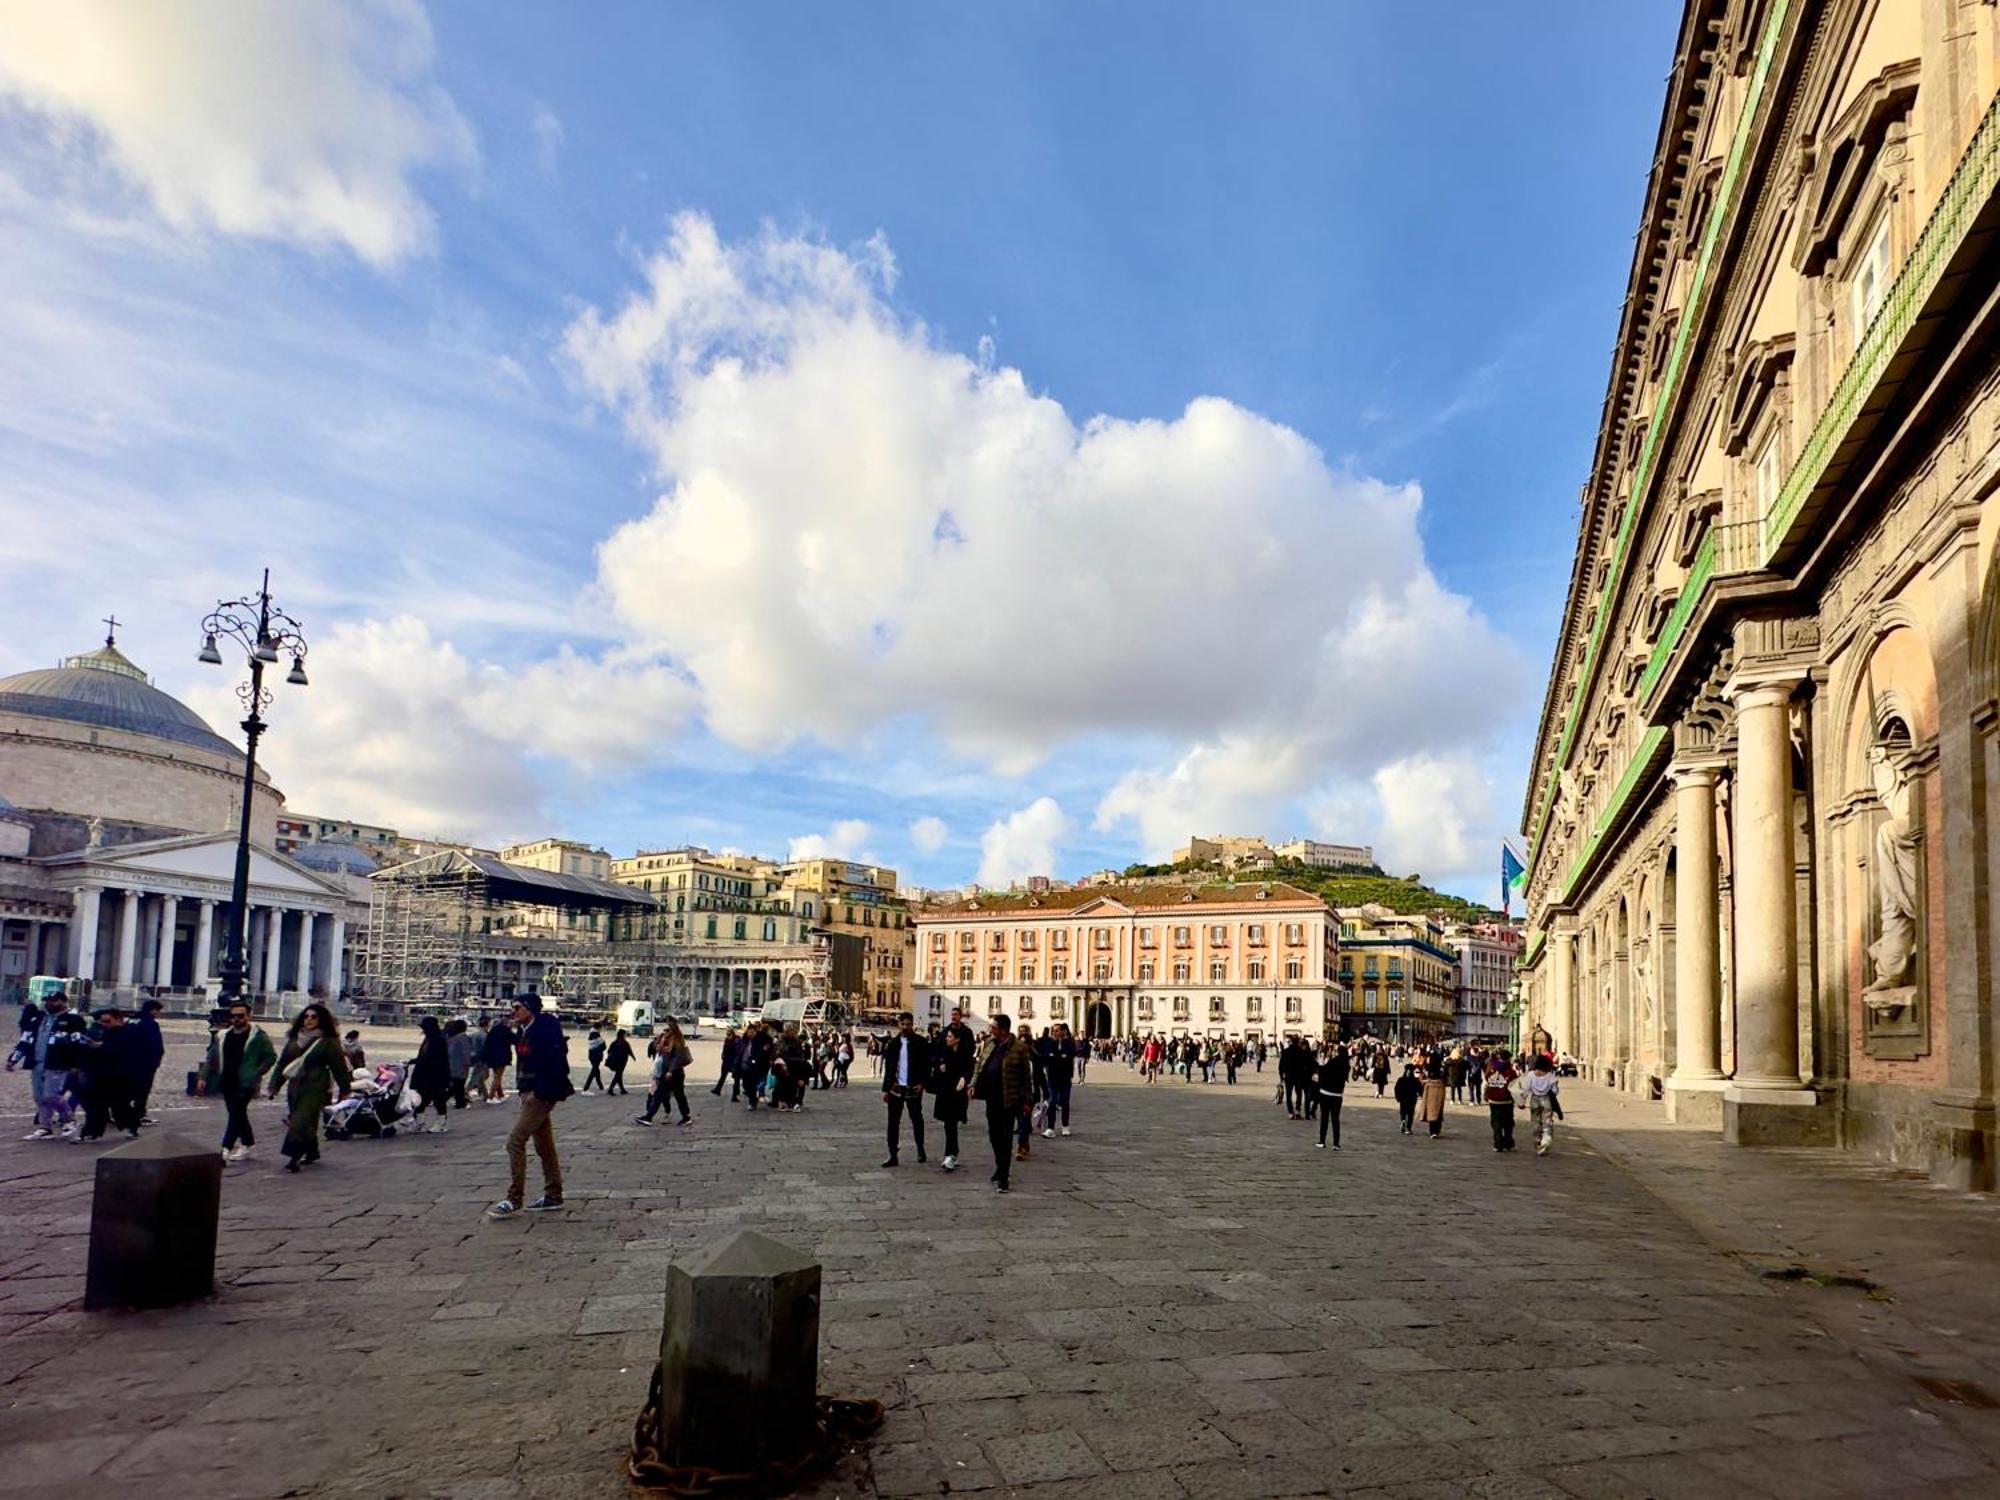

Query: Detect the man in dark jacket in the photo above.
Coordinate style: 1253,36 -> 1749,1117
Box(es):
78,1008 -> 147,1140
488,996 -> 571,1219
132,998 -> 166,1123
880,1012 -> 930,1167
741,1023 -> 775,1110
1037,1025 -> 1077,1138
1278,1038 -> 1309,1119
711,1027 -> 742,1098
972,1014 -> 1033,1194
1314,1045 -> 1350,1150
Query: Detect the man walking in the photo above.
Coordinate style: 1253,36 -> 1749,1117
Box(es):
132,998 -> 166,1124
711,1026 -> 742,1098
1039,1023 -> 1076,1138
972,1013 -> 1032,1194
488,995 -> 573,1219
880,1012 -> 930,1167
202,1001 -> 276,1162
480,1014 -> 514,1101
1314,1043 -> 1350,1150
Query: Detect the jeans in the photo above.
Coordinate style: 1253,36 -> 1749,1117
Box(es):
220,1085 -> 256,1148
449,1076 -> 470,1108
1046,1079 -> 1072,1127
583,1063 -> 605,1091
1488,1100 -> 1516,1151
885,1089 -> 925,1160
1317,1094 -> 1342,1147
483,1064 -> 508,1101
506,1095 -> 563,1204
939,1114 -> 960,1159
985,1100 -> 1015,1188
608,1065 -> 628,1095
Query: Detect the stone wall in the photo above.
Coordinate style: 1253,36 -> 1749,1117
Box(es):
0,721 -> 281,846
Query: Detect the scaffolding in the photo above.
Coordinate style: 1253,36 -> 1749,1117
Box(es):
366,850 -> 661,1015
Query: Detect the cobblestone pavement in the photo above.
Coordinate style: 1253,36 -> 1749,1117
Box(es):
4,1029 -> 2000,1499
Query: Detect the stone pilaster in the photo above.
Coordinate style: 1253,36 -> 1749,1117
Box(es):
1667,761 -> 1727,1126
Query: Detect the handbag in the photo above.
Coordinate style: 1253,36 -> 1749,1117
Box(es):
1031,1099 -> 1049,1131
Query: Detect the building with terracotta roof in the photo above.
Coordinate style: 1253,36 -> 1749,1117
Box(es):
912,881 -> 1345,1041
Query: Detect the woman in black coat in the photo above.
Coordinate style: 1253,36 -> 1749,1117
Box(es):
411,1015 -> 453,1132
929,1025 -> 972,1170
605,1029 -> 634,1095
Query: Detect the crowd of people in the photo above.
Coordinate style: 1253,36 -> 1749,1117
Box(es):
11,987 -> 1567,1224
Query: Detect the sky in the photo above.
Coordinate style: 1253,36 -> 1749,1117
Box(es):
0,0 -> 1679,901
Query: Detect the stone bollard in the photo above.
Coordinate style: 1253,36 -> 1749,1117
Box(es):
84,1133 -> 223,1311
657,1228 -> 822,1470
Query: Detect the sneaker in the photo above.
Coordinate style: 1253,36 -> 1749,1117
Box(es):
485,1199 -> 519,1219
23,1128 -> 52,1141
1537,1140 -> 1550,1156
994,1183 -> 1009,1194
524,1195 -> 565,1212
633,1116 -> 653,1126
1316,1142 -> 1326,1150
941,1155 -> 958,1172
1060,1127 -> 1071,1137
140,1116 -> 156,1126
1042,1128 -> 1054,1139
676,1118 -> 692,1128
430,1123 -> 449,1135
881,1157 -> 899,1168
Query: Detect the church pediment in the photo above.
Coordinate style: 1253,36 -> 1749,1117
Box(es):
1065,896 -> 1133,917
49,835 -> 345,899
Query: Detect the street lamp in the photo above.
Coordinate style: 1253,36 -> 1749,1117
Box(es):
198,569 -> 309,1007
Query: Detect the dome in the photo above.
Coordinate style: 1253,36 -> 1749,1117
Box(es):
292,841 -> 382,875
0,639 -> 242,760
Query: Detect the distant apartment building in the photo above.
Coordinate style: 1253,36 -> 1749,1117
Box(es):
780,858 -> 913,1015
1444,921 -> 1523,1043
275,811 -> 401,860
1335,905 -> 1458,1044
912,882 -> 1344,1041
1271,838 -> 1376,870
495,838 -> 617,941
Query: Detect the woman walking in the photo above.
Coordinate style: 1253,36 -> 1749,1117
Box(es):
269,1003 -> 348,1172
930,1024 -> 971,1171
636,1022 -> 693,1126
1313,1044 -> 1349,1150
1418,1063 -> 1449,1140
1393,1063 -> 1421,1133
411,1015 -> 454,1132
445,1019 -> 475,1108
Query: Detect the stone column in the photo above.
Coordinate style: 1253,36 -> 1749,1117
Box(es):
114,890 -> 140,991
263,907 -> 285,997
154,895 -> 179,990
299,911 -> 319,996
26,920 -> 44,975
1723,677 -> 1829,1144
1549,924 -> 1574,1060
71,885 -> 103,981
328,915 -> 346,1000
1667,764 -> 1727,1126
193,901 -> 215,991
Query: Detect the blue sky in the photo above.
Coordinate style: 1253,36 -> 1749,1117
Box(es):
0,1 -> 1678,900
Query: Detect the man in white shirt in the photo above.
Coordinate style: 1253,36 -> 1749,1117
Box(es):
881,1012 -> 931,1168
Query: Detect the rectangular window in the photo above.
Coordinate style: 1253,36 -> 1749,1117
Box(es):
1137,996 -> 1154,1021
1247,959 -> 1265,982
1051,962 -> 1068,982
1172,996 -> 1190,1021
1020,997 -> 1035,1019
1209,959 -> 1226,982
1138,927 -> 1156,948
1286,958 -> 1303,981
1019,963 -> 1036,984
990,932 -> 1007,949
1093,927 -> 1111,949
1093,961 -> 1110,981
1284,923 -> 1304,944
1246,996 -> 1263,1019
1052,931 -> 1069,950
1138,960 -> 1155,982
959,962 -> 973,983
1364,987 -> 1377,1011
1173,926 -> 1191,947
1173,961 -> 1190,982
1363,957 -> 1378,976
960,932 -> 976,951
988,963 -> 1003,983
1051,997 -> 1067,1019
1208,996 -> 1226,1020
1247,924 -> 1264,945
1209,924 -> 1228,945
1755,431 -> 1783,519
1020,932 -> 1037,951
1851,214 -> 1892,337
1284,997 -> 1302,1022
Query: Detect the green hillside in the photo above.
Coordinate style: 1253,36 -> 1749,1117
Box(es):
1120,859 -> 1500,922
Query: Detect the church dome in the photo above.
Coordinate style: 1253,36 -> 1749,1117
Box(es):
0,639 -> 242,760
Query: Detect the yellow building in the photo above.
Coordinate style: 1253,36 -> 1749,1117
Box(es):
780,858 -> 913,1015
608,846 -> 814,1013
1519,0 -> 2000,1185
1334,906 -> 1457,1044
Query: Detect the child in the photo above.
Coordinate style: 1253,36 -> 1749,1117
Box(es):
1526,1052 -> 1563,1155
1483,1050 -> 1520,1152
1392,1063 -> 1421,1135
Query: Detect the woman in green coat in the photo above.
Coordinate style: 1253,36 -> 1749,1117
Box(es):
269,1002 -> 349,1172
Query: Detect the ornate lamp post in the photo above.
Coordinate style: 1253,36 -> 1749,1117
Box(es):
197,569 -> 309,1006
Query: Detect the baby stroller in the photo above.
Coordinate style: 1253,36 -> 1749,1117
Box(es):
324,1062 -> 419,1140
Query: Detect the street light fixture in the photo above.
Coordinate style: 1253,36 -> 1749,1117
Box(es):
197,568 -> 309,1007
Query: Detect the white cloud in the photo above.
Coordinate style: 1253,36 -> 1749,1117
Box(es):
788,819 -> 872,861
909,815 -> 948,853
976,798 -> 1070,888
0,0 -> 475,265
529,100 -> 564,175
180,616 -> 693,841
1367,753 -> 1496,885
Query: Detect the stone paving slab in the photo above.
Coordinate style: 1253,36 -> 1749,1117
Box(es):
3,1034 -> 2000,1496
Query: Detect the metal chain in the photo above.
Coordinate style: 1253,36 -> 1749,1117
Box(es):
627,1362 -> 885,1495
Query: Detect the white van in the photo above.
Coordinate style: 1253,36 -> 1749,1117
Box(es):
616,999 -> 656,1037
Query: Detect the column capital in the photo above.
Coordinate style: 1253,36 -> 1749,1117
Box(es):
1723,669 -> 1808,708
1670,758 -> 1726,788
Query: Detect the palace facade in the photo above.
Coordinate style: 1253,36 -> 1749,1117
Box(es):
1519,0 -> 2000,1185
912,882 -> 1344,1041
